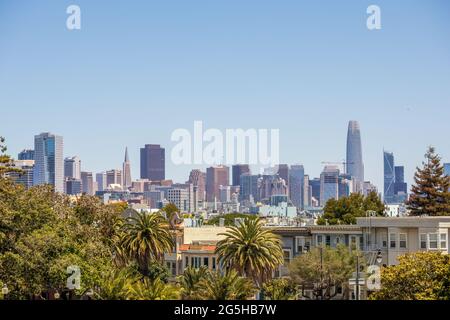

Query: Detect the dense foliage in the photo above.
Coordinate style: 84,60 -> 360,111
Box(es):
317,191 -> 385,225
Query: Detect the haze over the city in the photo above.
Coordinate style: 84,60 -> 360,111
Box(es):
1,0 -> 450,190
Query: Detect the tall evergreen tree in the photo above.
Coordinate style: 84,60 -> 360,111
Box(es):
407,147 -> 450,216
0,136 -> 22,177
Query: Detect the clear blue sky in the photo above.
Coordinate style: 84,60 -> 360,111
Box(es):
1,0 -> 449,192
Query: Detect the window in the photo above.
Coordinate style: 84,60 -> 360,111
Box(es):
350,236 -> 358,250
335,236 -> 341,245
429,233 -> 438,249
389,233 -> 396,249
381,234 -> 388,248
295,237 -> 304,253
212,257 -> 216,270
399,233 -> 407,249
185,257 -> 189,267
191,257 -> 201,268
326,235 -> 331,247
420,234 -> 427,249
203,257 -> 209,267
283,250 -> 291,266
317,235 -> 323,246
440,233 -> 447,250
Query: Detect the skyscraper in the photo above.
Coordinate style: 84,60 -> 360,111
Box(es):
240,173 -> 261,203
206,165 -> 229,202
18,149 -> 34,160
289,165 -> 304,209
276,164 -> 290,188
346,121 -> 364,187
106,169 -> 123,188
8,160 -> 34,189
140,144 -> 165,181
188,169 -> 206,201
96,172 -> 107,191
384,151 -> 395,204
444,163 -> 450,177
33,132 -> 64,193
123,147 -> 132,189
64,156 -> 81,179
232,164 -> 250,187
320,166 -> 340,206
81,171 -> 95,195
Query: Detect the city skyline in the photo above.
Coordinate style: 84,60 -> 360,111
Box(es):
1,1 -> 450,191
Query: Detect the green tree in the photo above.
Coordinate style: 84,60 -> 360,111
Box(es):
127,277 -> 180,300
194,270 -> 256,300
118,212 -> 174,277
178,266 -> 209,300
261,278 -> 298,300
407,147 -> 450,216
161,203 -> 182,229
289,245 -> 363,300
370,252 -> 450,300
0,137 -> 22,177
216,218 -> 284,287
318,191 -> 385,225
206,213 -> 257,226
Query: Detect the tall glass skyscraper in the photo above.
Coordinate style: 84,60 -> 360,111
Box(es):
444,163 -> 450,177
384,151 -> 395,204
289,165 -> 304,209
346,121 -> 364,187
33,132 -> 64,193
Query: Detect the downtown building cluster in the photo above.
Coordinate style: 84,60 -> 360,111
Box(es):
8,123 -> 449,219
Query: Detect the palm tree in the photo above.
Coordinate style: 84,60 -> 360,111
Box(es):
216,218 -> 284,287
178,266 -> 209,300
119,212 -> 174,276
95,269 -> 137,300
195,270 -> 256,300
127,277 -> 180,300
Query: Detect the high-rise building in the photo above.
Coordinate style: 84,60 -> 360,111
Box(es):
96,172 -> 107,192
167,185 -> 193,213
310,178 -> 321,205
64,156 -> 81,180
303,174 -> 311,208
276,164 -> 290,188
289,165 -> 304,209
206,165 -> 229,202
444,163 -> 450,177
123,147 -> 132,189
320,166 -> 340,206
106,169 -> 123,188
188,169 -> 206,201
65,178 -> 82,195
8,160 -> 34,189
232,164 -> 250,187
140,144 -> 165,181
384,151 -> 395,204
81,171 -> 95,195
33,132 -> 64,193
346,121 -> 364,187
18,149 -> 34,160
259,174 -> 288,201
219,185 -> 231,203
394,166 -> 408,203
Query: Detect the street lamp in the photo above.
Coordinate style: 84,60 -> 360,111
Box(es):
2,284 -> 9,300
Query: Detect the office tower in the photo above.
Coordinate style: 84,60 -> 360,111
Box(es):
338,174 -> 353,199
259,174 -> 288,200
346,121 -> 364,186
310,178 -> 321,205
363,181 -> 378,196
96,172 -> 107,191
232,164 -> 250,187
81,171 -> 95,195
18,149 -> 34,160
188,169 -> 206,201
65,178 -> 82,195
276,164 -> 290,187
140,144 -> 165,181
219,185 -> 231,203
8,160 -> 34,189
106,169 -> 123,188
64,156 -> 81,179
167,186 -> 193,213
33,132 -> 64,193
123,147 -> 132,189
240,173 -> 261,203
384,151 -> 395,204
206,165 -> 229,202
320,166 -> 340,206
394,166 -> 408,203
303,174 -> 311,208
444,163 -> 450,176
289,165 -> 304,209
